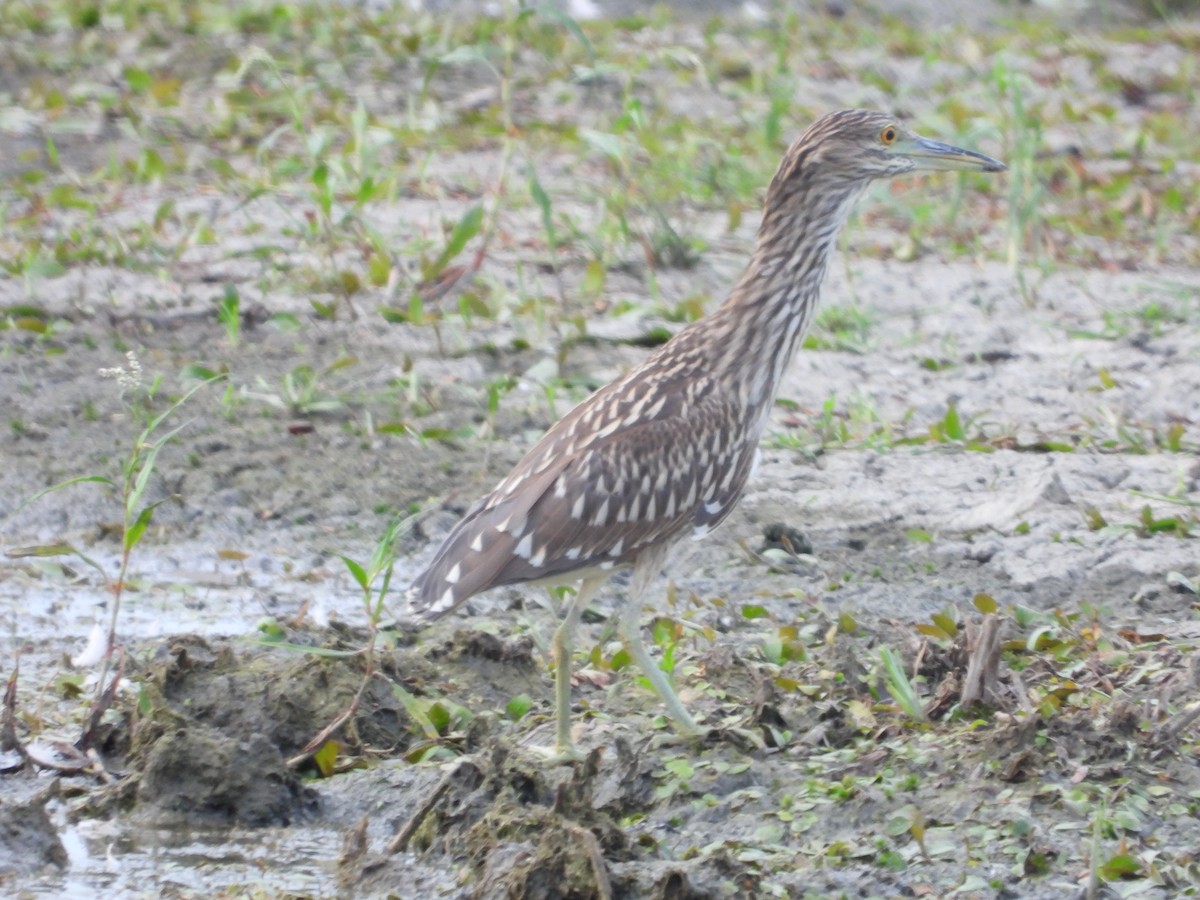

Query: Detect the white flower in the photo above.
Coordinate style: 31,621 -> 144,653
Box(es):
98,351 -> 143,391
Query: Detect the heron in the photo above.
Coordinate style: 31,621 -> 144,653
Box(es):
407,110 -> 1005,759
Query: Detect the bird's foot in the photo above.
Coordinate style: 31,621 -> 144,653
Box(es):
527,742 -> 588,765
645,718 -> 708,751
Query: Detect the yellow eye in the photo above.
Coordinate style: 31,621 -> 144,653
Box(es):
880,125 -> 898,145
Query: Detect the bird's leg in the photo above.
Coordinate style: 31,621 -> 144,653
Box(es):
546,575 -> 606,760
617,550 -> 701,737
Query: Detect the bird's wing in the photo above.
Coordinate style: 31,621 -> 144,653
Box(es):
408,373 -> 759,620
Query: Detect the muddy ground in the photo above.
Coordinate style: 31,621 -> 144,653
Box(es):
2,1 -> 1200,898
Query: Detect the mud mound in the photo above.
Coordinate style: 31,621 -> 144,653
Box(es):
138,723 -> 312,826
0,785 -> 67,876
355,740 -> 739,899
121,633 -> 417,825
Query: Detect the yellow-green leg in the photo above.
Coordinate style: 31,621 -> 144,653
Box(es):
617,548 -> 701,736
547,575 -> 607,760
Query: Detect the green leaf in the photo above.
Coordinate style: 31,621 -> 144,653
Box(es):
931,612 -> 958,639
124,504 -> 156,551
940,403 -> 965,441
124,66 -> 151,93
663,758 -> 694,780
916,623 -> 952,641
427,701 -> 450,734
884,813 -> 913,836
529,168 -> 556,251
761,636 -> 783,664
10,474 -> 112,520
1098,853 -> 1141,881
506,694 -> 533,721
881,646 -> 926,722
651,617 -> 673,645
340,555 -> 368,590
270,312 -> 302,331
4,543 -> 79,558
438,44 -> 499,78
973,593 -> 998,614
181,364 -> 222,381
432,204 -> 483,274
741,604 -> 769,620
531,4 -> 596,60
312,739 -> 339,777
257,621 -> 286,642
579,128 -> 626,162
581,259 -> 606,295
391,683 -> 440,740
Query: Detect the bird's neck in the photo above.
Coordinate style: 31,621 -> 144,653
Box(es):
707,180 -> 868,428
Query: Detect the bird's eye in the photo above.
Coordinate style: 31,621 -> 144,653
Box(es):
880,126 -> 898,145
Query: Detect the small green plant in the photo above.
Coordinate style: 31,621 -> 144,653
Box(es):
880,647 -> 927,723
216,284 -> 240,347
990,56 -> 1046,300
244,359 -> 354,417
262,514 -> 421,771
9,353 -> 222,746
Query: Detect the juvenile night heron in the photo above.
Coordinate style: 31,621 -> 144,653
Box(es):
408,110 -> 1004,758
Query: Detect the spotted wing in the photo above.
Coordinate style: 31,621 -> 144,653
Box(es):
408,373 -> 758,620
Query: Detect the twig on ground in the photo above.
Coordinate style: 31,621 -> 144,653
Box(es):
385,760 -> 468,854
561,819 -> 613,900
1153,700 -> 1200,746
288,674 -> 370,768
961,614 -> 1003,708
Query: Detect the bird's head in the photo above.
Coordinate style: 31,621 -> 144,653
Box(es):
773,109 -> 1005,193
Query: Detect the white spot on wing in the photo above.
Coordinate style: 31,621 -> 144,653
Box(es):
516,534 -> 533,558
608,539 -> 624,557
704,501 -> 721,515
590,498 -> 609,527
571,495 -> 585,519
566,546 -> 582,560
554,475 -> 567,498
530,546 -> 546,567
470,533 -> 483,552
596,418 -> 620,439
446,563 -> 461,584
436,587 -> 456,611
691,524 -> 711,541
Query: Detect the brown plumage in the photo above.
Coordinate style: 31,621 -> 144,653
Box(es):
408,110 -> 1004,757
